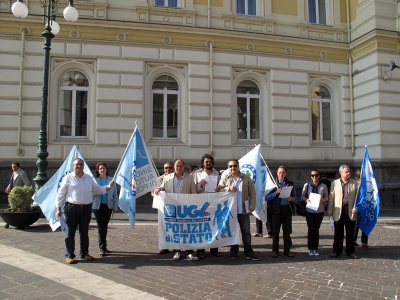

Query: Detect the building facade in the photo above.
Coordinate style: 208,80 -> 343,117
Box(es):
0,0 -> 399,207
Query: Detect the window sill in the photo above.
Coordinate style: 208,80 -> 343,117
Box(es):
52,137 -> 93,144
311,141 -> 337,147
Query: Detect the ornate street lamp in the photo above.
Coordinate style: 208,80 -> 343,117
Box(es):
11,0 -> 79,191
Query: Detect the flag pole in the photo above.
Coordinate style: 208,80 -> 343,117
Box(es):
259,149 -> 277,186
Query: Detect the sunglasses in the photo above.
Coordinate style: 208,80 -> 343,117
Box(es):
310,174 -> 320,177
164,167 -> 172,169
228,165 -> 238,168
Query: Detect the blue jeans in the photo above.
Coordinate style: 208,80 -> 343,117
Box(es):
230,214 -> 253,256
64,202 -> 92,258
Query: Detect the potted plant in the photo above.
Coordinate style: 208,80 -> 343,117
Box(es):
0,186 -> 42,229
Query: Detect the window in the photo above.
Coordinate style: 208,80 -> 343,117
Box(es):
155,0 -> 180,8
311,85 -> 332,142
236,80 -> 260,140
152,75 -> 179,139
308,0 -> 328,24
237,0 -> 257,16
57,71 -> 88,138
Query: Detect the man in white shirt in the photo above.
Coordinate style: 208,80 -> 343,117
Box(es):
56,158 -> 114,264
192,154 -> 221,258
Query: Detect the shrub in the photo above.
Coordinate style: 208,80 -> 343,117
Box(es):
7,186 -> 35,212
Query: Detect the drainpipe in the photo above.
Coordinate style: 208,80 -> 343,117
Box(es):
207,41 -> 214,154
207,0 -> 211,28
346,0 -> 355,156
17,28 -> 28,157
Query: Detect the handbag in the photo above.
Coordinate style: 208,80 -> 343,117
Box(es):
296,200 -> 307,217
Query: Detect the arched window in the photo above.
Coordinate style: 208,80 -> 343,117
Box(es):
152,75 -> 179,139
57,71 -> 89,137
309,0 -> 329,25
311,84 -> 332,142
236,80 -> 260,140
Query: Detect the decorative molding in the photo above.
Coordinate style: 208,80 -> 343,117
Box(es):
146,63 -> 186,77
69,31 -> 80,38
56,2 -> 109,20
284,48 -> 293,55
246,43 -> 255,51
136,6 -> 196,26
116,33 -> 127,41
162,36 -> 172,44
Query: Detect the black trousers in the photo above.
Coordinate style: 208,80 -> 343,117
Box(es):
93,204 -> 113,251
255,202 -> 273,235
354,223 -> 369,244
305,211 -> 324,250
255,209 -> 273,235
333,205 -> 356,255
271,205 -> 292,253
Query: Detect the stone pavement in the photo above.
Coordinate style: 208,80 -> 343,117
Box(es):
0,212 -> 399,300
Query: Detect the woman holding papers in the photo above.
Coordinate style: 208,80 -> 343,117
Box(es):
301,169 -> 328,256
92,162 -> 118,257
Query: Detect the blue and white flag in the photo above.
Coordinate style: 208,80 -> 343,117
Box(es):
253,164 -> 277,222
154,191 -> 239,250
33,145 -> 94,231
238,144 -> 264,212
114,126 -> 158,230
354,146 -> 380,236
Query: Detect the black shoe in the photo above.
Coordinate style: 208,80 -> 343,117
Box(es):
230,253 -> 238,260
246,254 -> 261,261
104,248 -> 112,254
100,250 -> 109,257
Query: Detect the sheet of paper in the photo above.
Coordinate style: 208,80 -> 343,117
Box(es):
204,175 -> 218,193
278,186 -> 293,198
244,200 -> 250,213
306,192 -> 321,211
60,213 -> 66,231
329,216 -> 334,232
152,191 -> 165,211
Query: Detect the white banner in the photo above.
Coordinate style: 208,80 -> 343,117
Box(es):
153,192 -> 239,251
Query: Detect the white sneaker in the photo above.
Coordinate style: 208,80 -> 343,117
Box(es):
314,249 -> 320,256
173,252 -> 181,260
187,254 -> 199,261
308,250 -> 314,256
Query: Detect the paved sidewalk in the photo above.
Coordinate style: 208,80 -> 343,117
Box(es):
0,212 -> 399,300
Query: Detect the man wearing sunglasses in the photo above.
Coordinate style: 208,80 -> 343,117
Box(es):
217,159 -> 261,261
157,161 -> 173,255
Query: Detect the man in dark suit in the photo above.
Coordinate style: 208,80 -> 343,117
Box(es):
5,162 -> 30,194
265,165 -> 297,258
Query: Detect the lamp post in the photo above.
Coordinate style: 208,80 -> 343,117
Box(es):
11,0 -> 79,191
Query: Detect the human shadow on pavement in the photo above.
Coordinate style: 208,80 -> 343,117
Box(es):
9,223 -> 53,233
